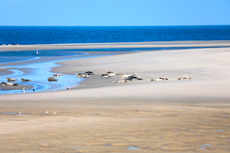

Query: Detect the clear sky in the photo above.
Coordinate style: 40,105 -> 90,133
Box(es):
0,0 -> 229,26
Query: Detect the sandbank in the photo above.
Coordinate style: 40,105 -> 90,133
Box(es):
1,40 -> 230,51
0,41 -> 230,152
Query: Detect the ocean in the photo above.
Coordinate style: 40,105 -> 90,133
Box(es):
0,26 -> 230,45
1,25 -> 230,64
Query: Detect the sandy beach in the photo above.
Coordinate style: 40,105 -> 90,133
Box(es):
0,41 -> 230,152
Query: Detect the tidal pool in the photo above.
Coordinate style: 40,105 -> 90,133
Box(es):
0,61 -> 82,94
199,144 -> 212,149
3,112 -> 26,115
127,147 -> 141,150
216,130 -> 225,132
0,53 -> 112,94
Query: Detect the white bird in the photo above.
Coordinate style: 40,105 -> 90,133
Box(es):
22,87 -> 25,90
45,111 -> 48,114
54,112 -> 56,114
67,87 -> 70,90
36,51 -> 39,54
19,111 -> 21,114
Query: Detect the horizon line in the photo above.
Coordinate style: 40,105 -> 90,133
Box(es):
0,24 -> 230,27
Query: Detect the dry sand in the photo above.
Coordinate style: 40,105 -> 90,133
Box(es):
0,41 -> 230,152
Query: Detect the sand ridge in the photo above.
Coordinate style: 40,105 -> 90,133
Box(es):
1,40 -> 230,51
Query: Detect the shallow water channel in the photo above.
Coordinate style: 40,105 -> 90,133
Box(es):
0,51 -> 113,95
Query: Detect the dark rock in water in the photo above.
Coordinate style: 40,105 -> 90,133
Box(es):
13,84 -> 18,86
107,71 -> 113,73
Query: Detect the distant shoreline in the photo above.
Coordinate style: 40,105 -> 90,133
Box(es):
1,40 -> 230,52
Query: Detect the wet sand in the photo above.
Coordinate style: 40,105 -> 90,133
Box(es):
0,68 -> 14,75
0,98 -> 230,152
0,41 -> 230,152
0,85 -> 33,91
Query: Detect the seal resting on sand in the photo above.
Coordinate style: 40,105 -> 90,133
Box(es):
76,73 -> 91,78
7,78 -> 17,82
47,77 -> 58,81
21,78 -> 31,82
53,73 -> 63,77
154,77 -> 168,81
178,76 -> 191,80
85,71 -> 95,75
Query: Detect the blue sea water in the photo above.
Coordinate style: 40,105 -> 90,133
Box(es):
0,46 -> 227,65
1,25 -> 230,64
0,26 -> 230,45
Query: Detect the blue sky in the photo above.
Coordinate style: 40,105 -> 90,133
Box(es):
0,0 -> 229,26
